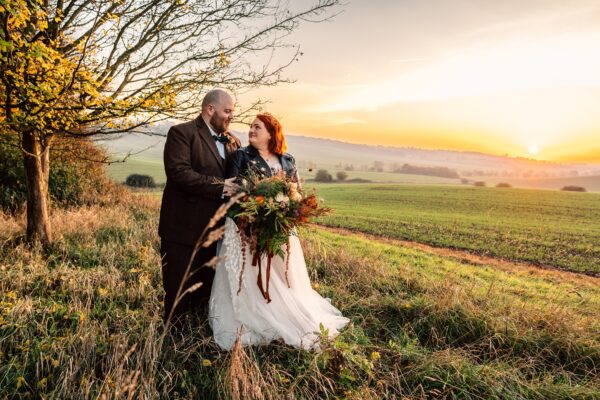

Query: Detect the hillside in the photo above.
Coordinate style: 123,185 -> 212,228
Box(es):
97,129 -> 600,190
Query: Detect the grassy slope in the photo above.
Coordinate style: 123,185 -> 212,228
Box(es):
108,156 -> 166,184
1,195 -> 599,399
312,183 -> 600,275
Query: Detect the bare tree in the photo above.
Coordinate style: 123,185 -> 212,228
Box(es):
0,0 -> 340,244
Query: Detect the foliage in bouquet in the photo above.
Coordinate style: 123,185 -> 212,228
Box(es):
227,168 -> 330,302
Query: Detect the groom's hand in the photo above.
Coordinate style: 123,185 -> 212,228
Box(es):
222,177 -> 240,197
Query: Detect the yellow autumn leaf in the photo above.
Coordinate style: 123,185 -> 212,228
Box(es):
15,376 -> 26,389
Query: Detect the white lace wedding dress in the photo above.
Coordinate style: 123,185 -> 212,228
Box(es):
209,217 -> 349,350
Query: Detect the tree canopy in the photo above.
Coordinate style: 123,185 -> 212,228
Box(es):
0,0 -> 339,243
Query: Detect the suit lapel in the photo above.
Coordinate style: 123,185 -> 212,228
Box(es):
195,116 -> 224,172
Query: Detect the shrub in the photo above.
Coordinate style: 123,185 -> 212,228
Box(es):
496,182 -> 512,188
474,181 -> 486,187
561,185 -> 586,192
371,161 -> 384,172
460,178 -> 470,184
0,136 -> 123,213
314,169 -> 333,182
125,174 -> 157,188
336,171 -> 348,181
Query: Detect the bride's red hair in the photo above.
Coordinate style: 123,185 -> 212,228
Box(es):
256,113 -> 287,155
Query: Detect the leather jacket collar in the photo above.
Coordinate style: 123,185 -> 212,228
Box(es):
244,145 -> 296,178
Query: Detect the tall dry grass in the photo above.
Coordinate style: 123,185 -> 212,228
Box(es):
1,192 -> 599,399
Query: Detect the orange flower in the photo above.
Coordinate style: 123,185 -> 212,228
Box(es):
255,195 -> 265,205
303,194 -> 318,208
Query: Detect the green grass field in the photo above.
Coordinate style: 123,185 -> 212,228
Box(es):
108,156 -> 166,183
141,180 -> 600,275
1,195 -> 598,398
106,156 -> 464,186
311,183 -> 600,275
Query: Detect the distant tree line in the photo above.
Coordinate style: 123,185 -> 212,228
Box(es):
393,164 -> 460,179
303,160 -> 588,181
310,161 -> 461,178
462,169 -> 581,179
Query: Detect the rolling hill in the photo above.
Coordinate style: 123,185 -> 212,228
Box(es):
97,127 -> 600,191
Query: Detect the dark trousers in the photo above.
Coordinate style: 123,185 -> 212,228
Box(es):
160,239 -> 217,324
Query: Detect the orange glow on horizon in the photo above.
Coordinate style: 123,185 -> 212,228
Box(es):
234,2 -> 600,165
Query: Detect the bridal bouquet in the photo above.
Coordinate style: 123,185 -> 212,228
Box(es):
227,169 -> 330,302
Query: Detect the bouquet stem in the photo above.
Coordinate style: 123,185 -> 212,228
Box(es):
251,249 -> 272,303
265,253 -> 272,303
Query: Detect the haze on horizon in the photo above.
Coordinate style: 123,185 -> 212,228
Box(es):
232,0 -> 600,164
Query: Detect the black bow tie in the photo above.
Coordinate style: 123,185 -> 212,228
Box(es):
212,134 -> 229,144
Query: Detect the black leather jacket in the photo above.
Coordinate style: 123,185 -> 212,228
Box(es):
225,145 -> 299,182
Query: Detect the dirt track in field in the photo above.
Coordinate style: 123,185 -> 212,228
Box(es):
314,224 -> 600,284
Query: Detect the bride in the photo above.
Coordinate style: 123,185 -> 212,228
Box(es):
208,113 -> 349,350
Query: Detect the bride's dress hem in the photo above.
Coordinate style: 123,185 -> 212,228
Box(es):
209,217 -> 350,351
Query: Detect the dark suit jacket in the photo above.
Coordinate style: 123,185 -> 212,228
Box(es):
225,145 -> 299,181
158,116 -> 240,246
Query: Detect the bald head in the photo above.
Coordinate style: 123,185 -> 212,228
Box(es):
201,89 -> 235,134
202,89 -> 232,111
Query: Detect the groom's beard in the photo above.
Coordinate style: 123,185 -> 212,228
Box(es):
210,113 -> 230,134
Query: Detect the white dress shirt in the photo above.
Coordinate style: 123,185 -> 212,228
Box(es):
205,120 -> 225,159
201,117 -> 227,200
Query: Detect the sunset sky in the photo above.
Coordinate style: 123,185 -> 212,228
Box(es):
233,0 -> 600,163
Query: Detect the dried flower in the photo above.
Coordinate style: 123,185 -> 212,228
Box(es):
275,192 -> 289,204
290,191 -> 302,202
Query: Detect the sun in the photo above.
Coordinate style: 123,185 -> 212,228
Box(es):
528,145 -> 540,156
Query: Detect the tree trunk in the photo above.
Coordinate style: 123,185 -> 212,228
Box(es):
22,131 -> 52,245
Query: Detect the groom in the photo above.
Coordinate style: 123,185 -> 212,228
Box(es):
158,88 -> 241,325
